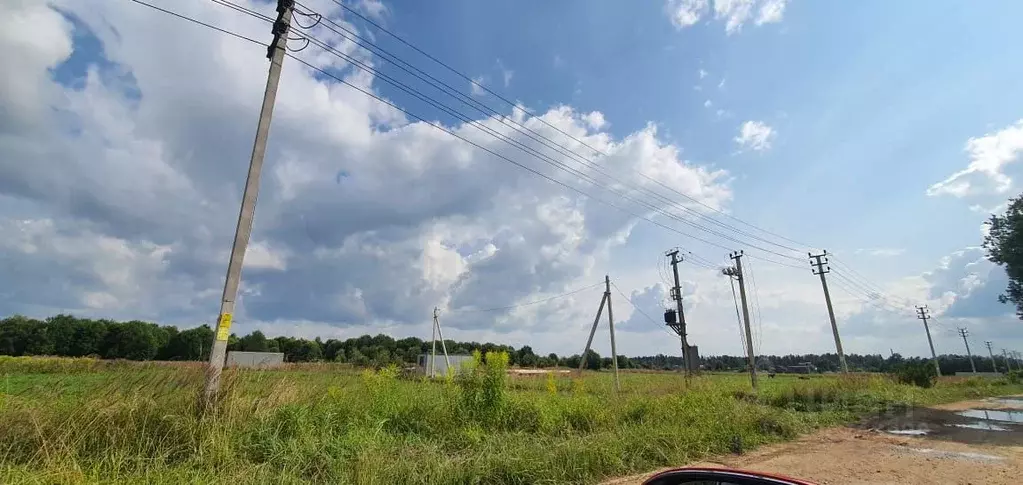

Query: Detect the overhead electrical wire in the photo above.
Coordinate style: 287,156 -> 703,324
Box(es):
728,275 -> 748,356
609,281 -> 680,341
207,1 -> 811,266
447,281 -> 604,313
134,0 -> 901,308
323,0 -> 818,254
299,0 -> 811,257
745,257 -> 765,355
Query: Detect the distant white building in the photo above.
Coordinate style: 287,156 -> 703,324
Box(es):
226,351 -> 284,368
417,354 -> 474,377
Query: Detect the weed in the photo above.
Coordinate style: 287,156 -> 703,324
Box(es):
0,357 -> 1020,484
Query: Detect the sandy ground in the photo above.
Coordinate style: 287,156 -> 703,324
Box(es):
605,396 -> 1023,485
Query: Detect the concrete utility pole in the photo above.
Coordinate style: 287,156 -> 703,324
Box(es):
958,327 -> 977,373
809,251 -> 848,373
204,0 -> 293,404
985,341 -> 998,373
605,275 -> 620,391
666,249 -> 691,373
728,251 -> 757,391
578,275 -> 620,391
915,305 -> 941,377
430,308 -> 451,378
1004,349 -> 1015,372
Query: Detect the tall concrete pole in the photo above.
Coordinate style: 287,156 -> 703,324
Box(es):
666,249 -> 690,373
605,276 -> 620,391
578,292 -> 607,373
1004,349 -> 1015,372
204,0 -> 292,404
730,252 -> 757,391
958,328 -> 977,373
916,306 -> 941,377
810,252 -> 848,373
985,341 -> 998,373
430,308 -> 438,377
434,308 -> 451,376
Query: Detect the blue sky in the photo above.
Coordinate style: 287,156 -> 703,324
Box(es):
2,0 -> 1023,359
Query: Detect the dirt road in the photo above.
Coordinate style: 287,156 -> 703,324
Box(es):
606,396 -> 1023,485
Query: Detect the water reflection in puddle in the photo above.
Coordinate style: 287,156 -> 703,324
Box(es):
886,429 -> 929,435
948,422 -> 1009,431
955,409 -> 1023,423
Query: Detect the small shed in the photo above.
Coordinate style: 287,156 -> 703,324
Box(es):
226,351 -> 284,368
417,354 -> 474,377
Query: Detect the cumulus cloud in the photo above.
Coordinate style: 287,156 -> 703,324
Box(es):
665,0 -> 788,33
470,76 -> 486,96
0,1 -> 735,350
853,248 -> 905,257
927,120 -> 1023,198
665,0 -> 709,29
734,120 -> 775,152
496,59 -> 513,87
713,0 -> 788,34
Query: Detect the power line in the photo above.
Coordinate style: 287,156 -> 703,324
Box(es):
265,17 -> 814,265
745,256 -> 765,355
215,0 -> 812,263
609,281 -> 679,340
181,0 -> 816,270
728,274 -> 748,356
130,0 -> 268,45
447,282 -> 604,313
134,0 -> 884,291
322,0 -> 817,254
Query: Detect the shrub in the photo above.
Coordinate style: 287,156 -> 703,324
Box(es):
891,361 -> 937,388
1007,370 -> 1023,384
456,351 -> 509,423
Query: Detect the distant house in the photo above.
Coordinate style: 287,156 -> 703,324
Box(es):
226,351 -> 284,368
776,362 -> 816,374
417,354 -> 474,377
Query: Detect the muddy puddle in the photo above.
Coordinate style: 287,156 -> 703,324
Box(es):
857,399 -> 1023,446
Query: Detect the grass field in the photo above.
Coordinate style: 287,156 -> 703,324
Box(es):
1,355 -> 1020,484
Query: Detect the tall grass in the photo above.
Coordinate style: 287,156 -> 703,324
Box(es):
1,357 -> 1019,484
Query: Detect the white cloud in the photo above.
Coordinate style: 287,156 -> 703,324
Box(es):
734,120 -> 775,152
470,76 -> 486,96
699,68 -> 709,79
755,0 -> 787,26
496,59 -> 513,87
0,1 -> 736,349
714,0 -> 756,34
581,111 -> 606,130
928,120 -> 1023,198
665,0 -> 709,29
355,0 -> 388,21
667,0 -> 788,34
245,241 -> 288,271
853,248 -> 906,257
704,99 -> 713,108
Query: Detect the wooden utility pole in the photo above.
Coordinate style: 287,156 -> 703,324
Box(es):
985,341 -> 998,373
204,0 -> 293,405
809,251 -> 848,373
578,275 -> 619,391
430,308 -> 451,378
958,327 -> 977,373
666,249 -> 690,373
1004,349 -> 1015,372
728,251 -> 757,391
915,305 -> 941,377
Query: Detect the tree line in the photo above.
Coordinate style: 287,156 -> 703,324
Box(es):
0,314 -> 1014,374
